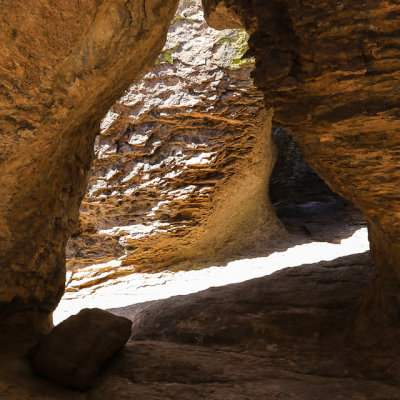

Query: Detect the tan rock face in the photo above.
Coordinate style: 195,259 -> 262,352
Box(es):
0,0 -> 178,330
202,0 -> 400,343
66,0 -> 283,285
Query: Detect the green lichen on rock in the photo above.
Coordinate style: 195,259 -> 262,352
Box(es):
156,45 -> 180,65
173,0 -> 197,24
179,0 -> 196,7
173,14 -> 195,24
215,29 -> 255,70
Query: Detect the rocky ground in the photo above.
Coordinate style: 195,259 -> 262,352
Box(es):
3,249 -> 400,399
102,254 -> 400,400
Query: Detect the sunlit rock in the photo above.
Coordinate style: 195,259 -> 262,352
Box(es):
67,0 -> 284,284
0,0 -> 178,331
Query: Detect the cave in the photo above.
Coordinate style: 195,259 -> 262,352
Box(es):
270,128 -> 366,242
1,0 -> 400,398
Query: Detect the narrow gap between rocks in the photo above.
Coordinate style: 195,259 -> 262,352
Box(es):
55,0 -> 369,324
269,127 -> 366,243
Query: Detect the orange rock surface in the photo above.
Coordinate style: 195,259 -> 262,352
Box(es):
0,0 -> 178,330
67,0 -> 283,284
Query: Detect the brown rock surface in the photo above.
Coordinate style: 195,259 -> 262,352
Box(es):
202,0 -> 400,344
66,0 -> 283,284
32,308 -> 132,390
0,0 -> 178,329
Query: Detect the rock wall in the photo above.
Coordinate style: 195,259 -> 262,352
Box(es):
202,0 -> 400,344
66,0 -> 283,287
0,0 -> 178,331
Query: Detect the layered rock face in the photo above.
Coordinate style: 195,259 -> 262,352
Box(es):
66,0 -> 283,285
0,0 -> 178,330
203,0 -> 400,343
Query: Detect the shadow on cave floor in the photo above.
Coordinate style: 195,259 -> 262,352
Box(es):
82,251 -> 400,400
108,252 -> 376,348
5,252 -> 400,399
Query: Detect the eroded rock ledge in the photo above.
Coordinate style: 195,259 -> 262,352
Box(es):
0,0 -> 178,330
202,0 -> 400,344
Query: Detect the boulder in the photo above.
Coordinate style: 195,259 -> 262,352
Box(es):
31,308 -> 132,390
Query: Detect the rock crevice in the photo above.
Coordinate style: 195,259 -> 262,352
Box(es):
66,0 -> 283,282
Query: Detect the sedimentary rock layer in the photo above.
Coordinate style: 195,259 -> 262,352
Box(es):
66,0 -> 283,286
202,0 -> 400,343
0,0 -> 178,330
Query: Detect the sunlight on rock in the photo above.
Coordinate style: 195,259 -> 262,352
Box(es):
65,0 -> 279,274
54,227 -> 369,325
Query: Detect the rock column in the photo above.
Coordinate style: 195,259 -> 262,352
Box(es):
0,0 -> 178,331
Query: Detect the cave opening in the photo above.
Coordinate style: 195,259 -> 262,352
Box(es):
56,0 -> 369,325
3,0 -> 400,397
270,127 -> 366,243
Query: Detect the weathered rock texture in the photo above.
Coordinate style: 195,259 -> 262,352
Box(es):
202,0 -> 400,344
66,0 -> 283,285
32,308 -> 132,390
0,0 -> 178,330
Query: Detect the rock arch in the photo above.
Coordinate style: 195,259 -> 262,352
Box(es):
1,0 -> 400,346
66,0 -> 284,286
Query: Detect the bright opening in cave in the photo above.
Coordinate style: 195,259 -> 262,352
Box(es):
54,0 -> 369,324
54,227 -> 369,324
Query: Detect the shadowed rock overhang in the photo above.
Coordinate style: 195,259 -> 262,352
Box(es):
202,0 -> 400,344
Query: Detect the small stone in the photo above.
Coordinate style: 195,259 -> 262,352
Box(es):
31,308 -> 132,390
